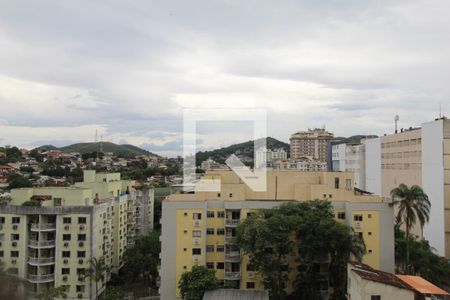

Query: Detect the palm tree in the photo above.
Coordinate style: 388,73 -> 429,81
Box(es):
85,257 -> 109,300
389,184 -> 431,273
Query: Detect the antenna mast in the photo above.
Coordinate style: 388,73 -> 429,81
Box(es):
395,115 -> 399,133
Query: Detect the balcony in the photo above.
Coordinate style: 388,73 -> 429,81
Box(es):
225,219 -> 240,227
27,273 -> 55,283
224,272 -> 241,280
28,240 -> 55,248
30,223 -> 56,231
224,235 -> 236,244
224,251 -> 240,262
28,256 -> 56,265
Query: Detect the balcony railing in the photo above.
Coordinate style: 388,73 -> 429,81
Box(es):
224,272 -> 241,280
225,219 -> 240,226
30,223 -> 56,231
224,251 -> 240,261
28,257 -> 55,264
27,273 -> 55,282
28,240 -> 55,248
224,235 -> 236,243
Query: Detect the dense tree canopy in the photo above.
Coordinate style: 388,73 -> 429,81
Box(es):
178,265 -> 219,300
236,200 -> 365,300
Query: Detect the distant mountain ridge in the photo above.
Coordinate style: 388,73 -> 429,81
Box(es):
195,137 -> 289,166
34,142 -> 159,157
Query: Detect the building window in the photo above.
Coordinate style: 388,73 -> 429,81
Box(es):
63,234 -> 71,241
217,211 -> 225,218
206,228 -> 215,235
12,217 -> 20,224
371,296 -> 381,300
0,217 -> 5,224
206,245 -> 215,252
192,248 -> 201,255
337,212 -> 345,220
216,228 -> 225,235
229,193 -> 233,198
63,217 -> 71,224
0,251 -> 3,257
246,282 -> 255,289
78,217 -> 86,224
368,250 -> 373,253
206,262 -> 214,269
368,232 -> 372,236
78,234 -> 86,241
247,264 -> 255,271
62,268 -> 70,275
193,213 -> 202,220
76,285 -> 85,293
334,177 -> 339,189
192,231 -> 201,237
62,251 -> 71,258
10,251 -> 19,257
216,245 -> 224,252
207,211 -> 215,218
216,262 -> 224,269
11,234 -> 19,241
354,215 -> 363,221
368,214 -> 372,219
77,251 -> 86,258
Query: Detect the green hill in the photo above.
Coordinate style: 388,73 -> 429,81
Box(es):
34,142 -> 159,157
333,135 -> 378,145
196,137 -> 289,166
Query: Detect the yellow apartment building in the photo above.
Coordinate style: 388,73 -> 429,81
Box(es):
159,170 -> 395,300
0,170 -> 147,299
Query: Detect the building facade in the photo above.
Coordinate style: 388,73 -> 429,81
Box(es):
159,170 -> 395,300
255,148 -> 288,168
290,128 -> 334,161
0,171 -> 153,299
332,144 -> 365,189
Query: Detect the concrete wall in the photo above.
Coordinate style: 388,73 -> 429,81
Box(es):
364,138 -> 382,195
422,119 -> 446,256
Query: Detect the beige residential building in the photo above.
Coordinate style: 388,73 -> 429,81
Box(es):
290,128 -> 334,161
160,170 -> 395,300
0,171 -> 149,299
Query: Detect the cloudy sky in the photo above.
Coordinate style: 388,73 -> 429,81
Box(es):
0,0 -> 449,156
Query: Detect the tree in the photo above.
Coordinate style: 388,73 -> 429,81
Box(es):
85,257 -> 109,300
0,262 -> 25,298
103,286 -> 127,300
390,184 -> 431,273
0,194 -> 11,206
7,174 -> 32,189
22,200 -> 42,206
37,286 -> 68,300
178,265 -> 219,300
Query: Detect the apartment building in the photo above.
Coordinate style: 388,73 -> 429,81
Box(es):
332,143 -> 365,189
361,118 -> 450,257
255,148 -> 288,168
290,128 -> 334,161
159,170 -> 395,300
0,170 -> 147,299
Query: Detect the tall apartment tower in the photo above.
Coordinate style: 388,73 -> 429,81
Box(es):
0,171 -> 153,299
159,170 -> 395,300
362,117 -> 450,257
290,128 -> 334,161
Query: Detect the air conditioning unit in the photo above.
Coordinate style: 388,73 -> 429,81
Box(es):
79,242 -> 84,247
63,259 -> 69,264
193,220 -> 200,227
11,259 -> 17,264
77,293 -> 83,299
78,259 -> 84,265
354,221 -> 363,229
12,225 -> 18,230
64,242 -> 69,247
65,225 -> 70,231
193,238 -> 200,245
79,225 -> 85,231
62,276 -> 68,282
12,241 -> 17,247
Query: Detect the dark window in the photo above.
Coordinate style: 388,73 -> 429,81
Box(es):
62,268 -> 70,275
206,262 -> 214,269
337,212 -> 346,219
76,285 -> 85,293
62,251 -> 70,258
77,251 -> 86,258
78,217 -> 86,224
78,234 -> 86,241
216,262 -> 224,269
63,217 -> 71,224
0,217 -> 5,224
192,248 -> 201,255
216,228 -> 225,235
207,211 -> 215,218
12,217 -> 20,224
216,245 -> 224,252
371,296 -> 381,300
193,213 -> 202,220
229,193 -> 233,198
10,251 -> 19,257
63,234 -> 71,241
354,215 -> 363,221
206,228 -> 215,235
334,177 -> 340,189
0,251 -> 3,257
11,234 -> 19,241
217,211 -> 225,218
246,282 -> 255,289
